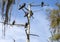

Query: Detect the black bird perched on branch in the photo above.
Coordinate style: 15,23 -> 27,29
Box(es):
19,3 -> 34,18
30,10 -> 33,17
24,10 -> 34,18
41,2 -> 44,7
25,22 -> 28,28
19,3 -> 26,10
12,20 -> 15,25
41,2 -> 49,7
24,12 -> 28,17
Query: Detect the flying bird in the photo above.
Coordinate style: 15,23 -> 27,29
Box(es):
19,3 -> 26,10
